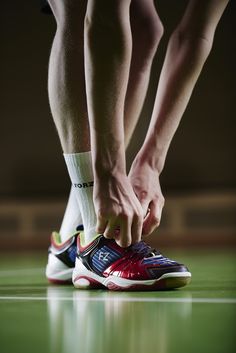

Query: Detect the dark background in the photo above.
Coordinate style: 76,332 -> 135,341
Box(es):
1,0 -> 235,199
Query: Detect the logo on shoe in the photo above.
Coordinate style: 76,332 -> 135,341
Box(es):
98,252 -> 110,262
73,181 -> 94,188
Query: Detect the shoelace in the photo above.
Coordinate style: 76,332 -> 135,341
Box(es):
130,241 -> 160,257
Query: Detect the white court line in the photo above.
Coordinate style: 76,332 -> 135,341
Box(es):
0,268 -> 44,277
0,296 -> 235,304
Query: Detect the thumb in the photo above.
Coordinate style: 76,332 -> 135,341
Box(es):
138,196 -> 150,219
142,201 -> 163,236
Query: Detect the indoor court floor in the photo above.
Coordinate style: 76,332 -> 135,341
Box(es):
0,250 -> 235,353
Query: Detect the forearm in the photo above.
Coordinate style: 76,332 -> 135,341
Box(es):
140,32 -> 213,173
84,1 -> 131,177
137,0 -> 229,174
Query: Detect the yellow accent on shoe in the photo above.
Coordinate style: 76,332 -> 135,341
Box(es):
52,230 -> 79,245
79,231 -> 101,247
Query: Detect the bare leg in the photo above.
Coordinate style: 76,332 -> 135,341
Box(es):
124,0 -> 163,146
48,1 -> 97,244
48,0 -> 89,153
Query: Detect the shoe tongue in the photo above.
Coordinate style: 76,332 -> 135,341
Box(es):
131,241 -> 162,258
131,241 -> 153,256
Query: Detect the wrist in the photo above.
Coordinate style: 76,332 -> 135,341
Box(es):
91,131 -> 127,178
94,161 -> 126,182
134,137 -> 167,175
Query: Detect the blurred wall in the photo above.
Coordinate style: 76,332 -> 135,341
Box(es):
1,0 -> 236,199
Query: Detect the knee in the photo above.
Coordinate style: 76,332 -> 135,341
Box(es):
132,12 -> 164,58
148,17 -> 164,53
48,0 -> 87,30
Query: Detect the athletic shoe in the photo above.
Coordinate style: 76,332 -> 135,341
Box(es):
73,233 -> 191,291
46,225 -> 83,284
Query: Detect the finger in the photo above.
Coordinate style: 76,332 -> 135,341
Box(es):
131,213 -> 143,244
144,208 -> 150,222
116,216 -> 132,248
143,201 -> 163,236
96,212 -> 108,234
103,219 -> 118,239
138,197 -> 150,219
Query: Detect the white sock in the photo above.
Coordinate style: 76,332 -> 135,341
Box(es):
64,152 -> 97,245
59,187 -> 83,242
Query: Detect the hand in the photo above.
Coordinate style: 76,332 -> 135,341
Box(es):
93,172 -> 143,247
128,158 -> 165,236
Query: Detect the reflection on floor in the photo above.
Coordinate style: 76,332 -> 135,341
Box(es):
0,251 -> 235,353
48,288 -> 192,353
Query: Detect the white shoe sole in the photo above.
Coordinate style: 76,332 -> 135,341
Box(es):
72,258 -> 191,291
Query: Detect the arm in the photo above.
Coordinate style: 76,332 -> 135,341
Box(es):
129,0 -> 229,235
85,0 -> 143,247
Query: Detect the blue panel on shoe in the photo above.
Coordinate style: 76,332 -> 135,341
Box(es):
67,244 -> 77,263
91,245 -> 121,273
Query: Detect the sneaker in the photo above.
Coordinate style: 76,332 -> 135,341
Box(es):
46,225 -> 83,284
73,233 -> 191,291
